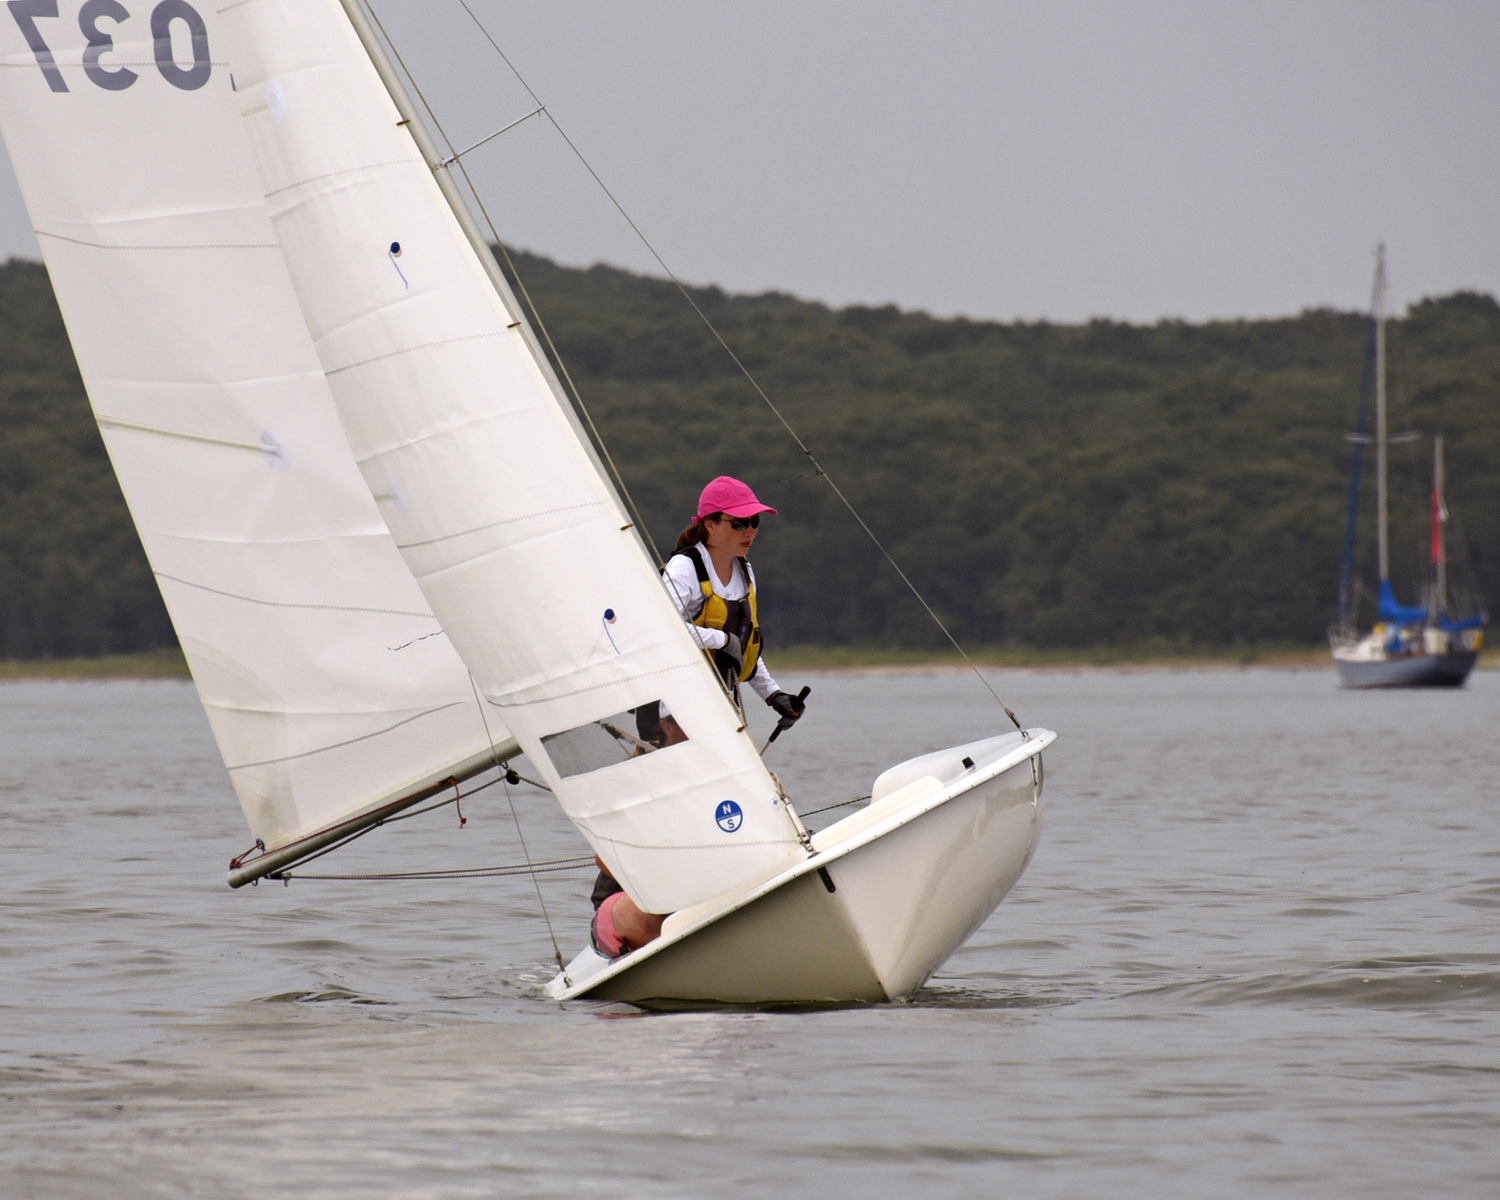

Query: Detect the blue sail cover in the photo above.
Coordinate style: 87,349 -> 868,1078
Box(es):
1377,580 -> 1428,626
1440,613 -> 1485,633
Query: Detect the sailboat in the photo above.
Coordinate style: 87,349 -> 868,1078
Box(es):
0,0 -> 1053,1004
1329,247 -> 1486,688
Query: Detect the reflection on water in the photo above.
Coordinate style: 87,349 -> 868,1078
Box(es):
2,669 -> 1498,1197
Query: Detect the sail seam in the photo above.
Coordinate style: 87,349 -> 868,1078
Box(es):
223,700 -> 468,770
323,331 -> 501,376
155,570 -> 434,617
264,157 -> 421,201
394,500 -> 605,550
37,230 -> 277,251
481,661 -> 696,709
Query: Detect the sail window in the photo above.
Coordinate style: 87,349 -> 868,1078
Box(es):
540,706 -> 683,779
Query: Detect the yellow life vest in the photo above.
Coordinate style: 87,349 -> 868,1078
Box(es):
675,546 -> 762,683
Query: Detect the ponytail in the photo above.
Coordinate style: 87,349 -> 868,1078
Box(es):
674,512 -> 720,551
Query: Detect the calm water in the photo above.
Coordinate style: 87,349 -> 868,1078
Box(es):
3,667 -> 1498,1197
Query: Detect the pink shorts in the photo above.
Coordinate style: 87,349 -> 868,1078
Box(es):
591,891 -> 627,958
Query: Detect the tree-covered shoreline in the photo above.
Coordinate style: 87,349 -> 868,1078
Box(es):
2,252 -> 1495,660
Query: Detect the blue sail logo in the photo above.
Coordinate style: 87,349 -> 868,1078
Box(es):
715,801 -> 743,833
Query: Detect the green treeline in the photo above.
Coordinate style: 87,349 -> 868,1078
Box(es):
500,251 -> 1499,651
1,251 -> 1496,659
0,259 -> 173,657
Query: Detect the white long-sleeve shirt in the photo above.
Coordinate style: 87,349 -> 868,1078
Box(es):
662,544 -> 780,701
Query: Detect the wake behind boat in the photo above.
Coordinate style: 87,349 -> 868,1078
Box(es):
1329,248 -> 1486,688
0,0 -> 1056,1005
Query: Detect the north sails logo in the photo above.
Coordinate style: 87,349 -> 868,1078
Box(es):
715,801 -> 743,833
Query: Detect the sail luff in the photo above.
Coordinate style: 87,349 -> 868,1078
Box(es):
221,0 -> 806,915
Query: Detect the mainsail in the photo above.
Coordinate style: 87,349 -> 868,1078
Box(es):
0,0 -> 512,872
220,0 -> 807,914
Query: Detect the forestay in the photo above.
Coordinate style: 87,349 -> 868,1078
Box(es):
0,0 -> 504,855
221,0 -> 806,914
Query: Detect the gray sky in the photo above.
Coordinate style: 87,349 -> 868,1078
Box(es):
3,0 -> 1497,322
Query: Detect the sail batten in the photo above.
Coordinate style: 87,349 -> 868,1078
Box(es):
223,0 -> 806,914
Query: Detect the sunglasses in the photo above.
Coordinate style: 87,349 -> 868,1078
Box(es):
721,514 -> 760,531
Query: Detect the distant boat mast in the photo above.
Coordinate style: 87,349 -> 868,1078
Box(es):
1433,433 -> 1447,616
1374,243 -> 1389,586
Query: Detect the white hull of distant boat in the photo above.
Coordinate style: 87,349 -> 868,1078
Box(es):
547,729 -> 1053,1005
1331,633 -> 1479,689
1330,247 -> 1486,689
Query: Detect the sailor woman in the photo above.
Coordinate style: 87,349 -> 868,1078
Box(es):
591,476 -> 808,958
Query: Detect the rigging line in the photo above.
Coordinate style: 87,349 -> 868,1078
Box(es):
450,0 -> 1022,734
361,0 -> 459,156
507,769 -> 552,793
799,794 -> 873,820
269,818 -> 385,873
279,856 -> 596,883
467,671 -> 568,976
438,104 -> 546,167
257,767 -> 512,875
361,0 -> 665,571
504,773 -> 570,977
1446,506 -> 1488,621
380,770 -> 523,823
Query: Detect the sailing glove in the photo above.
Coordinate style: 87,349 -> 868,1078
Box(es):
767,690 -> 805,724
713,632 -> 744,681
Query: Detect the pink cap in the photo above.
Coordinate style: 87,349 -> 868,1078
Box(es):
696,476 -> 778,522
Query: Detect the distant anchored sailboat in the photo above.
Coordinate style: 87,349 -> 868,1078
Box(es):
0,0 -> 1054,1004
1329,247 -> 1486,688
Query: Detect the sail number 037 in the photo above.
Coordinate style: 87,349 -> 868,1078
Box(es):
8,0 -> 210,93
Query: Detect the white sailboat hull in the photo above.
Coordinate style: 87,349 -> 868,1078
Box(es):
548,730 -> 1053,1005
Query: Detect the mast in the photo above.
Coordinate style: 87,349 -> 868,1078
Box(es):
1337,300 -> 1377,627
1433,434 -> 1447,615
1374,244 -> 1389,584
